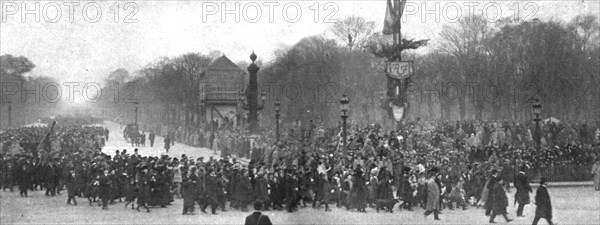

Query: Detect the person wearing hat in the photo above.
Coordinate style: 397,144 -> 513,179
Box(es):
532,177 -> 554,225
514,166 -> 532,217
244,200 -> 273,225
481,169 -> 499,215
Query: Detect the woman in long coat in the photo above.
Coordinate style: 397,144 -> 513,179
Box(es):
237,169 -> 252,211
254,173 -> 270,208
123,178 -> 137,209
351,169 -> 368,212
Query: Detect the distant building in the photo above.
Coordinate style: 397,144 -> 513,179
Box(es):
199,56 -> 246,129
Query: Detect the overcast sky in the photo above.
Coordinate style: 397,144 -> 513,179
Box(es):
1,0 -> 598,85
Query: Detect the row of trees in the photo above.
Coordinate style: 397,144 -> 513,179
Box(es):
259,15 -> 600,128
99,14 -> 600,130
4,14 -> 598,130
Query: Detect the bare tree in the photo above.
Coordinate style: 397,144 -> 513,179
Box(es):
438,15 -> 493,120
568,14 -> 600,51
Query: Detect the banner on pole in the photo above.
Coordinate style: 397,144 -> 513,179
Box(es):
386,61 -> 413,80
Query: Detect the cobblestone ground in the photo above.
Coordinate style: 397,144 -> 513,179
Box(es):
2,121 -> 599,224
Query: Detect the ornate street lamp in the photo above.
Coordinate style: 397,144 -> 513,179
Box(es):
274,100 -> 281,142
340,94 -> 349,150
532,98 -> 542,178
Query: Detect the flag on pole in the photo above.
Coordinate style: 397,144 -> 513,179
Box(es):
382,0 -> 398,35
37,121 -> 56,165
383,0 -> 407,35
397,0 -> 407,18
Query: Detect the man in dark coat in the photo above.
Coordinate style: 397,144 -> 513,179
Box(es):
244,201 -> 273,225
66,169 -> 80,205
136,173 -> 151,212
321,174 -> 333,211
285,171 -> 299,213
532,178 -> 554,225
514,166 -> 532,217
484,170 -> 499,216
45,162 -> 58,196
2,158 -> 15,192
488,177 -> 513,223
140,133 -> 146,147
16,162 -> 30,197
268,173 -> 282,210
98,169 -> 112,209
202,169 -> 220,214
254,173 -> 270,210
164,136 -> 171,153
149,131 -> 155,147
181,169 -> 196,215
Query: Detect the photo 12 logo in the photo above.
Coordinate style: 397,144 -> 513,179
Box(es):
1,81 -> 139,104
401,1 -> 539,23
201,1 -> 339,23
1,1 -> 139,23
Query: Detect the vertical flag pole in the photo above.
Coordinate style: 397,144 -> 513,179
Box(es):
397,2 -> 402,61
396,1 -> 402,130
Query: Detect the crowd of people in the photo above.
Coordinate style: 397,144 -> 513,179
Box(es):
1,117 -> 599,224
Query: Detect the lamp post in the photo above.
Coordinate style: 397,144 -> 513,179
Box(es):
7,99 -> 12,127
532,99 -> 542,178
274,100 -> 281,142
340,94 -> 349,151
134,102 -> 139,126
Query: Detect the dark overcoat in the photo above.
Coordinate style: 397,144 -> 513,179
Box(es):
490,182 -> 508,214
534,185 -> 552,218
514,172 -> 531,205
